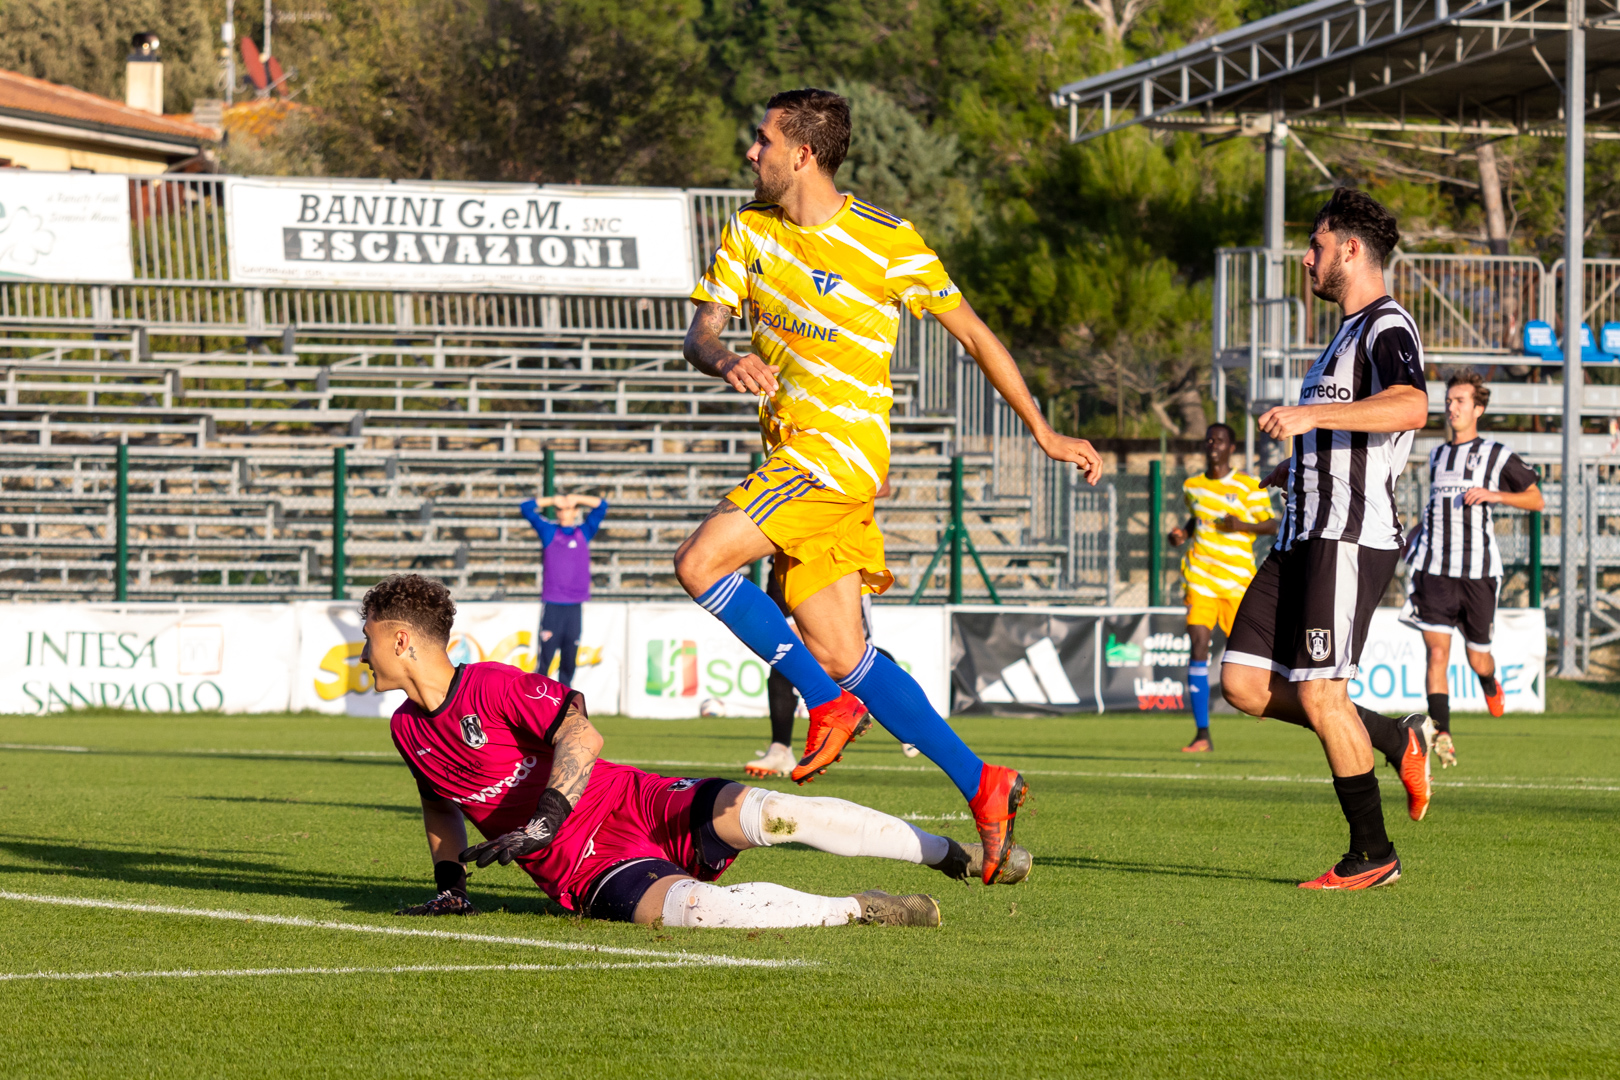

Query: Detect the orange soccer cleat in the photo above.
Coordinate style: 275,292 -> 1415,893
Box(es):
790,690 -> 873,784
1298,850 -> 1401,890
1483,679 -> 1505,717
967,763 -> 1028,885
1181,736 -> 1213,753
1397,713 -> 1436,821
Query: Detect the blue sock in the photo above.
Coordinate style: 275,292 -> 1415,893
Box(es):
1189,661 -> 1210,732
694,573 -> 840,709
839,645 -> 984,800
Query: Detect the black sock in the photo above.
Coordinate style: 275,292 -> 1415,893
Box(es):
1355,705 -> 1406,769
1331,770 -> 1393,861
1478,673 -> 1497,697
433,859 -> 467,895
1428,692 -> 1451,734
767,669 -> 797,747
1194,727 -> 1210,738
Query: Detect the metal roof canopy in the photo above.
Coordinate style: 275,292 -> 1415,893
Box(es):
1049,0 -> 1602,672
1052,0 -> 1620,141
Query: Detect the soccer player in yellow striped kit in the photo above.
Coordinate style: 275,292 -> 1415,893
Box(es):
1166,423 -> 1276,752
675,88 -> 1103,884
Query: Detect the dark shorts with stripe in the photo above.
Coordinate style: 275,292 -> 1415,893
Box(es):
1224,538 -> 1401,681
1406,571 -> 1498,651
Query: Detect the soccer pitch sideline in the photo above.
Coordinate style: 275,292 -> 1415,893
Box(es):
1,694 -> 1617,1078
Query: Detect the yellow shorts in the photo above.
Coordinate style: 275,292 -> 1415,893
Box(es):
1186,592 -> 1241,635
726,460 -> 894,612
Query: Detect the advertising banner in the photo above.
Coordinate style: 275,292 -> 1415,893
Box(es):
292,601 -> 625,717
0,603 -> 296,714
0,173 -> 132,281
1351,607 -> 1545,714
225,178 -> 695,294
951,608 -> 1100,716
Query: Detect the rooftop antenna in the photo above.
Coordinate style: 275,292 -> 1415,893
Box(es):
221,0 -> 235,105
264,0 -> 272,60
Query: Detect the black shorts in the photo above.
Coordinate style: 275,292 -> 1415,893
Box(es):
1225,538 -> 1401,681
578,777 -> 739,922
1404,571 -> 1498,651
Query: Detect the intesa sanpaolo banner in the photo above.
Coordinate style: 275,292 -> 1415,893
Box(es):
224,178 -> 695,294
0,603 -> 296,714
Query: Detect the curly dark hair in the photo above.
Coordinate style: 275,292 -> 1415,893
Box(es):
1312,187 -> 1400,268
1447,369 -> 1490,409
358,574 -> 456,645
766,88 -> 851,176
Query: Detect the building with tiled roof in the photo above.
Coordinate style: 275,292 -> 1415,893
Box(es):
0,67 -> 216,174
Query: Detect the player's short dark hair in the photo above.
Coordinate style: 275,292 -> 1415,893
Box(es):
1312,187 -> 1400,268
1206,422 -> 1236,444
765,88 -> 850,176
359,574 -> 456,646
1446,370 -> 1490,410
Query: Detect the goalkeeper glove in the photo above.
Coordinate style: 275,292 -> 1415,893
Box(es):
460,788 -> 573,868
396,860 -> 479,916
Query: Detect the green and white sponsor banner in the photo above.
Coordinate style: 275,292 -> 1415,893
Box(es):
0,172 -> 132,281
0,603 -> 296,714
626,602 -> 950,720
1353,607 -> 1545,714
224,178 -> 695,294
291,601 -> 625,717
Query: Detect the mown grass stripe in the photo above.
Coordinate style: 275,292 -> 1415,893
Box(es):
0,961 -> 718,982
0,892 -> 808,969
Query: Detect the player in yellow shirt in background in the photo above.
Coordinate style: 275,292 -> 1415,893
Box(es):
1166,423 -> 1277,752
675,88 -> 1102,884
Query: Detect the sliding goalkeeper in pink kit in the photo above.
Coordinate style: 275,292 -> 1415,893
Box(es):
361,575 -> 1028,928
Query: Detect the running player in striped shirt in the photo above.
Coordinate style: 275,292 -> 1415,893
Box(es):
676,88 -> 1103,884
1402,372 -> 1542,765
1166,423 -> 1276,752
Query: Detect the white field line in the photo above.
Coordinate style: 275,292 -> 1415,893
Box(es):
0,892 -> 806,970
613,759 -> 1620,793
0,961 -> 713,983
178,748 -> 398,758
0,742 -> 89,753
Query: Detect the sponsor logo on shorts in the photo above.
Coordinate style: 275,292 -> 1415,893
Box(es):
1306,628 -> 1332,663
460,713 -> 487,748
667,778 -> 700,791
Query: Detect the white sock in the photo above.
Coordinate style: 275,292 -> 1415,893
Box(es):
736,788 -> 950,865
660,878 -> 862,928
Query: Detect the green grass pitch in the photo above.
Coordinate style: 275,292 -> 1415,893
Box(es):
1,690 -> 1618,1078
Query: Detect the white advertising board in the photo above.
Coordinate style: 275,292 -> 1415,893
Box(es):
1348,607 -> 1545,714
623,601 -> 951,720
291,601 -> 625,717
225,178 -> 695,294
0,603 -> 295,714
0,173 -> 132,281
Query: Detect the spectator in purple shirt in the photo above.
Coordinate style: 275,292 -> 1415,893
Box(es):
518,492 -> 607,686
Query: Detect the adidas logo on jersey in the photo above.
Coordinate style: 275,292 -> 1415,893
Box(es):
749,258 -> 763,275
810,269 -> 843,297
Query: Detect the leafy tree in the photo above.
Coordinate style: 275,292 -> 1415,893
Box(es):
0,0 -> 219,113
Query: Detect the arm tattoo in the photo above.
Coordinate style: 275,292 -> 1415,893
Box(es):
702,499 -> 743,522
545,701 -> 598,808
684,302 -> 739,378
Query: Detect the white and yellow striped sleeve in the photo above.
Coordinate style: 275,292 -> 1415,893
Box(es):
885,223 -> 962,317
691,212 -> 750,316
1245,481 -> 1274,522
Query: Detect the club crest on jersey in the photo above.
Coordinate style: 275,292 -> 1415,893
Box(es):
1306,629 -> 1332,663
459,714 -> 488,749
810,268 -> 843,297
1466,450 -> 1481,473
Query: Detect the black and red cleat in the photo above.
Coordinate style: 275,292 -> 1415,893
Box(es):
1298,849 -> 1401,890
967,763 -> 1028,885
1397,713 -> 1436,821
790,690 -> 873,785
396,888 -> 480,916
1484,680 -> 1505,717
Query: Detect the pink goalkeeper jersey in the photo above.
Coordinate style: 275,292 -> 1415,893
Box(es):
388,661 -> 641,905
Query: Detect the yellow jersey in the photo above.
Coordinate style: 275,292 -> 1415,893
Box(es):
1181,470 -> 1274,600
691,195 -> 962,500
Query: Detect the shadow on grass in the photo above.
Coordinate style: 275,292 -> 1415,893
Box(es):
0,834 -> 559,916
1035,853 -> 1298,885
185,795 -> 419,815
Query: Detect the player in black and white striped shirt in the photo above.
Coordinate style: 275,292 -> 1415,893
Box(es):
1402,371 -> 1542,764
1221,189 -> 1434,891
